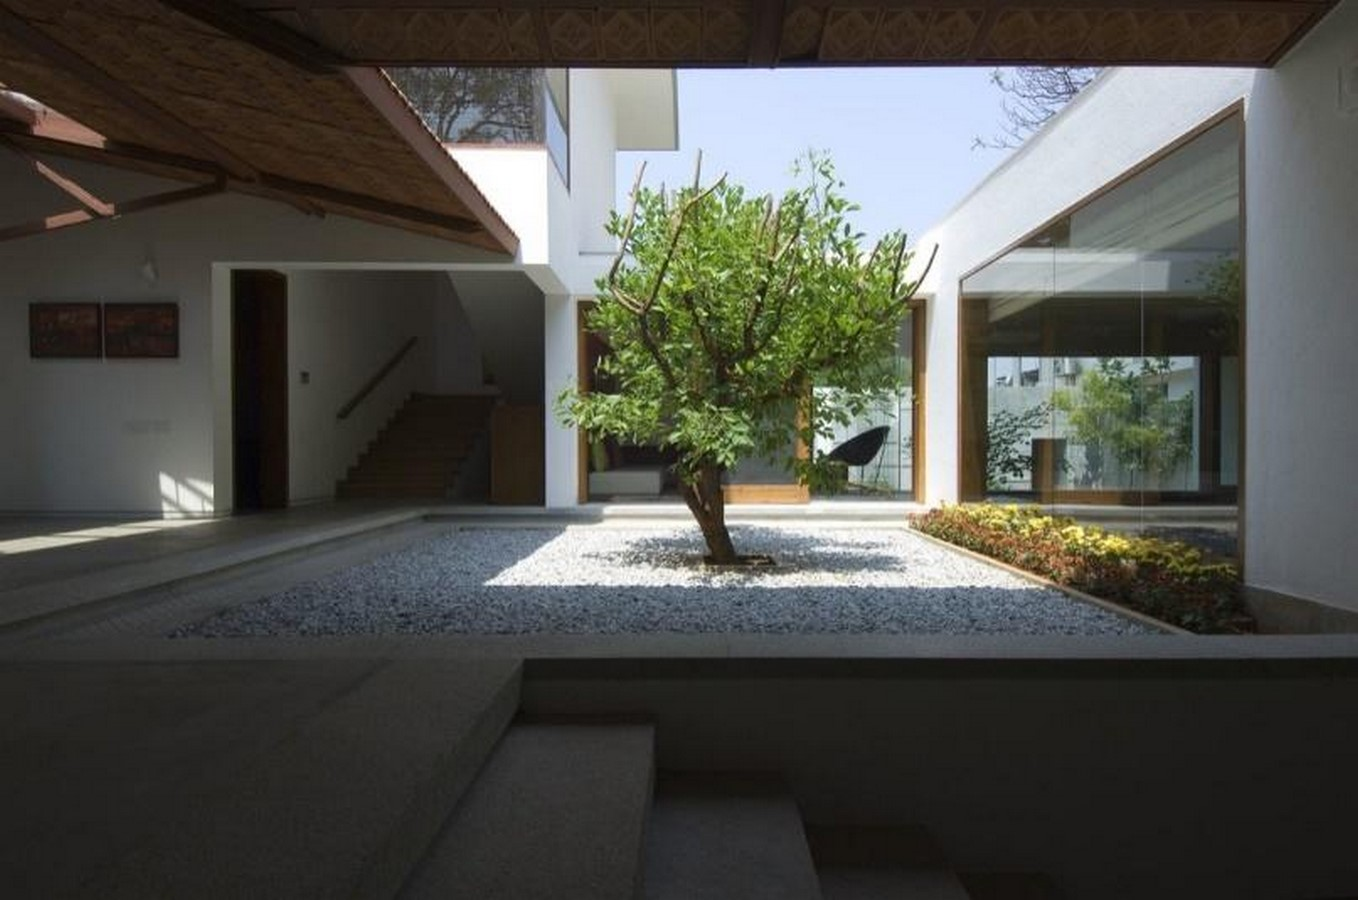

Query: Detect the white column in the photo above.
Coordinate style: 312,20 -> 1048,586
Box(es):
543,292 -> 580,508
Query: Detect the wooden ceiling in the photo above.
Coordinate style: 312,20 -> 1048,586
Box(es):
0,0 -> 517,253
0,0 -> 1340,250
225,0 -> 1337,68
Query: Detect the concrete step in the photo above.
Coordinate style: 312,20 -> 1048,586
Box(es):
958,873 -> 1065,900
808,826 -> 970,900
338,484 -> 451,499
644,772 -> 821,900
341,471 -> 456,485
402,722 -> 655,900
358,445 -> 472,460
818,867 -> 973,900
0,658 -> 521,899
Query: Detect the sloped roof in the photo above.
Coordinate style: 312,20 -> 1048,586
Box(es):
0,0 -> 517,254
228,0 -> 1334,68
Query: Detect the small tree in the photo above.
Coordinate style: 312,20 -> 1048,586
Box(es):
986,402 -> 1051,490
1054,358 -> 1195,489
559,155 -> 933,563
387,67 -> 539,143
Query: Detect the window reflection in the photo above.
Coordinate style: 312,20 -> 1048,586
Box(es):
387,67 -> 570,184
959,116 -> 1241,547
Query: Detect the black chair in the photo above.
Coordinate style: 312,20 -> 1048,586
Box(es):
825,425 -> 890,492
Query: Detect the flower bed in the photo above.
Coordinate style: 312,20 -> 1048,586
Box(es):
910,504 -> 1254,634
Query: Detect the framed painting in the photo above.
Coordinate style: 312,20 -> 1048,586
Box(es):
29,302 -> 102,358
104,302 -> 179,358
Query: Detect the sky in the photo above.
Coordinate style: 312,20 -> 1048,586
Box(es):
617,67 -> 1017,246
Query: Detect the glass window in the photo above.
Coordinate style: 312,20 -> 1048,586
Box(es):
959,115 -> 1242,555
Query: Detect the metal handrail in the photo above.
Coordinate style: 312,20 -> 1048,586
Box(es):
335,336 -> 418,420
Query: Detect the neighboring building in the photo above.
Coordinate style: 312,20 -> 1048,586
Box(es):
0,67 -> 676,515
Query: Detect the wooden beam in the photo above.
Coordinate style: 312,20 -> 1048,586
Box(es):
0,117 -> 226,181
747,0 -> 787,66
256,171 -> 482,233
0,120 -> 496,244
0,5 -> 261,182
157,0 -> 348,74
0,118 -> 330,218
967,9 -> 1002,63
0,138 -> 114,217
0,180 -> 224,243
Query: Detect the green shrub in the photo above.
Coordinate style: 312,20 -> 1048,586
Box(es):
911,504 -> 1253,634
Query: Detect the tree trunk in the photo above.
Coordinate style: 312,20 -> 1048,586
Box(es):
680,462 -> 738,564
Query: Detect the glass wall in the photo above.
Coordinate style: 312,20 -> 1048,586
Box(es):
814,308 -> 918,499
386,67 -> 570,182
959,115 -> 1241,549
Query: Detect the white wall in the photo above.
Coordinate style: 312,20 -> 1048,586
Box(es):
286,270 -> 440,504
568,70 -> 621,259
543,293 -> 579,508
0,152 -> 494,514
448,146 -> 550,268
1245,0 -> 1358,610
448,271 -> 544,406
912,68 -> 1254,504
433,275 -> 484,393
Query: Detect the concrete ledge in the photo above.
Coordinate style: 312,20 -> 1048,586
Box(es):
0,657 -> 522,899
1244,585 -> 1358,634
0,508 -> 428,631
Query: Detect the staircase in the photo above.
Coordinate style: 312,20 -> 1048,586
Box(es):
1,657 -> 1064,900
404,722 -> 1062,900
337,393 -> 495,499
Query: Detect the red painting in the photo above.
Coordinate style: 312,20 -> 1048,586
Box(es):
104,303 -> 179,359
29,303 -> 102,358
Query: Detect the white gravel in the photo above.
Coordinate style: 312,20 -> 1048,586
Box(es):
174,524 -> 1159,637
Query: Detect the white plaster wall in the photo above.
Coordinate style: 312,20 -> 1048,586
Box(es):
0,153 -> 494,514
433,275 -> 484,393
912,67 -> 1253,505
448,271 -> 544,407
448,147 -> 550,267
286,271 -> 439,504
569,70 -> 621,259
543,293 -> 579,508
1244,0 -> 1358,609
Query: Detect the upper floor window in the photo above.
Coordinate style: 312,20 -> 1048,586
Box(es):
386,67 -> 570,184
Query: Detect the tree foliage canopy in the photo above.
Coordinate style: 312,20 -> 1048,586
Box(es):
1054,357 -> 1195,488
387,67 -> 539,143
559,155 -> 932,561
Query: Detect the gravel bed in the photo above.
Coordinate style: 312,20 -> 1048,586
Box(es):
173,524 -> 1160,637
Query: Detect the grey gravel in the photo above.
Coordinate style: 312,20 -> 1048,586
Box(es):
173,524 -> 1160,637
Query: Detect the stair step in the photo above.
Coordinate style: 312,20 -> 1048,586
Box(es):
958,873 -> 1065,900
0,659 -> 520,899
808,826 -> 970,900
402,723 -> 655,900
338,486 -> 451,499
818,867 -> 972,900
806,825 -> 950,868
644,773 -> 821,900
338,392 -> 491,500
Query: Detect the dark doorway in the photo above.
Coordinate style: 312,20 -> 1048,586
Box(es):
232,270 -> 289,511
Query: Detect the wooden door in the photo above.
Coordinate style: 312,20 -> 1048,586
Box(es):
232,270 -> 289,511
